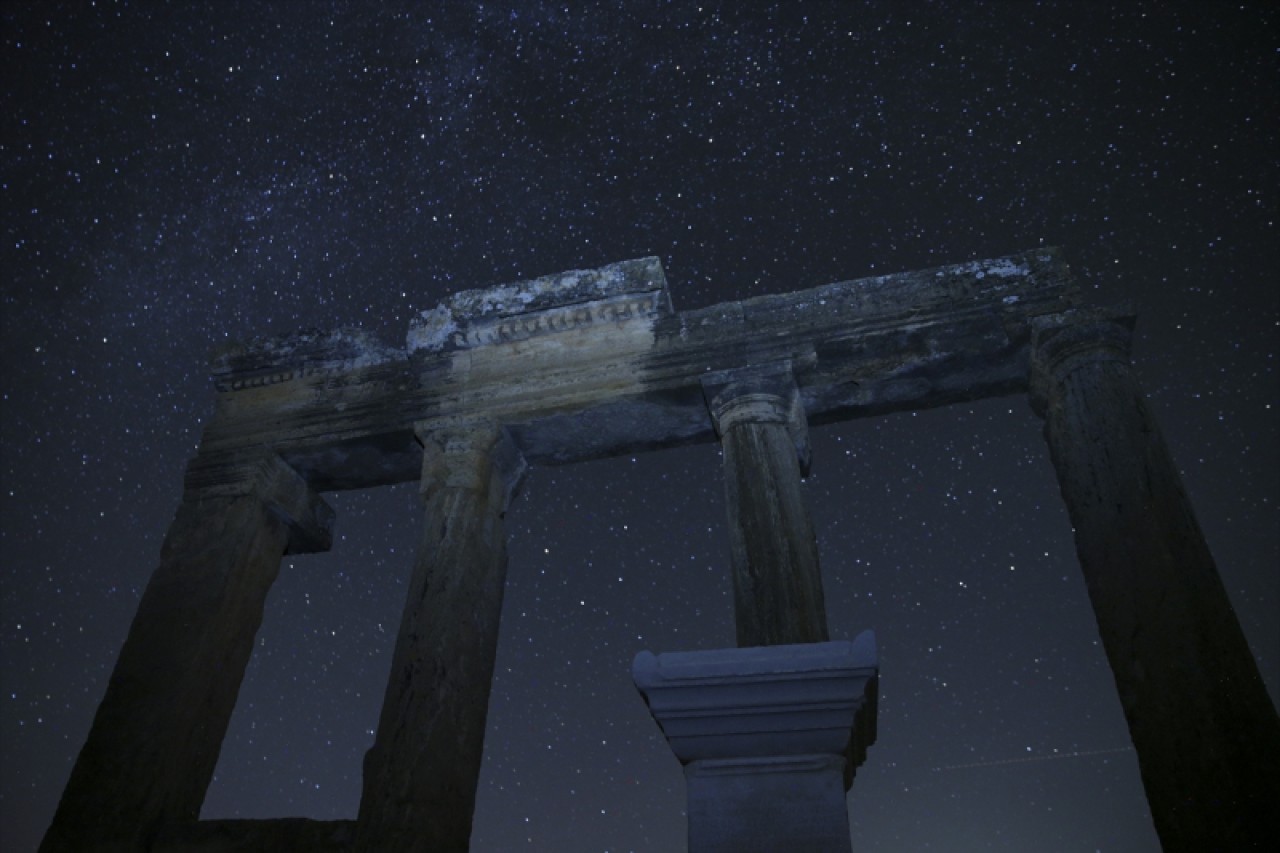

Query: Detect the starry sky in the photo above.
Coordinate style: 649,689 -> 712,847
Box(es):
2,2 -> 1277,851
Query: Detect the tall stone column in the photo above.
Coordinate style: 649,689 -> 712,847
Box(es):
703,365 -> 829,647
40,454 -> 333,853
1030,310 -> 1280,851
355,418 -> 526,853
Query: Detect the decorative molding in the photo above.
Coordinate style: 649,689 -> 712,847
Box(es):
407,257 -> 672,355
632,634 -> 879,766
458,291 -> 666,349
211,327 -> 404,393
196,249 -> 1081,488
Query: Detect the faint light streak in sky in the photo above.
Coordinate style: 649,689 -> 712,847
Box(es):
932,746 -> 1134,772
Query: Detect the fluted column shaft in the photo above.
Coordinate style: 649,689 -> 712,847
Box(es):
705,369 -> 829,647
356,419 -> 525,853
1031,313 -> 1280,852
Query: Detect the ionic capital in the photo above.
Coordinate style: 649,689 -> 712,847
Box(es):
701,362 -> 811,473
414,417 -> 527,509
1028,308 -> 1136,417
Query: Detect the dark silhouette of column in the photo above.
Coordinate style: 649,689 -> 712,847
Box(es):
703,365 -> 829,647
1030,310 -> 1280,852
355,418 -> 526,853
40,455 -> 333,852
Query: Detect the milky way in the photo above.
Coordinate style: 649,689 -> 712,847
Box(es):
3,3 -> 1276,851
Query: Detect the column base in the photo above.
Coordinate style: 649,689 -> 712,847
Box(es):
633,635 -> 878,853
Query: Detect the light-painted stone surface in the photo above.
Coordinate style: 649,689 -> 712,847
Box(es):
406,256 -> 671,355
633,636 -> 878,853
191,248 -> 1077,490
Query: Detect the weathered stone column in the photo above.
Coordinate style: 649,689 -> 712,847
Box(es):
702,364 -> 828,647
634,635 -> 879,853
40,455 -> 333,853
355,418 -> 526,853
1030,310 -> 1280,852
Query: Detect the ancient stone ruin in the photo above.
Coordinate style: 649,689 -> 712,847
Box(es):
42,251 -> 1279,852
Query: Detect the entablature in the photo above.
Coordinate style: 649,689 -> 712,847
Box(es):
190,248 -> 1080,492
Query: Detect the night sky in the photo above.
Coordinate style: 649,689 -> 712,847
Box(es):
3,2 -> 1277,851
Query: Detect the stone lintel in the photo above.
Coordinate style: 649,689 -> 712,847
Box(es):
196,249 -> 1079,490
633,633 -> 878,769
211,327 -> 405,392
701,361 -> 811,474
407,256 -> 672,354
666,247 -> 1073,353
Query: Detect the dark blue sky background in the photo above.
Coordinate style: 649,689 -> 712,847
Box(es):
3,2 -> 1276,851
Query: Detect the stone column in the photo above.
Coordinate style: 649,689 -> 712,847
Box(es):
702,365 -> 828,647
1030,310 -> 1280,852
355,418 -> 526,853
40,455 -> 333,853
633,635 -> 879,853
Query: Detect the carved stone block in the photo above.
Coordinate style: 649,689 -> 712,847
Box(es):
633,636 -> 879,853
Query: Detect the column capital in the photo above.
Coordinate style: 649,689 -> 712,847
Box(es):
182,451 -> 334,554
701,362 -> 810,474
413,416 -> 527,509
1028,307 -> 1135,417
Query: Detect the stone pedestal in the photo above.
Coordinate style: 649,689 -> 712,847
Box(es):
633,635 -> 878,853
355,419 -> 526,853
41,455 -> 333,853
1031,311 -> 1280,852
703,365 -> 829,646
